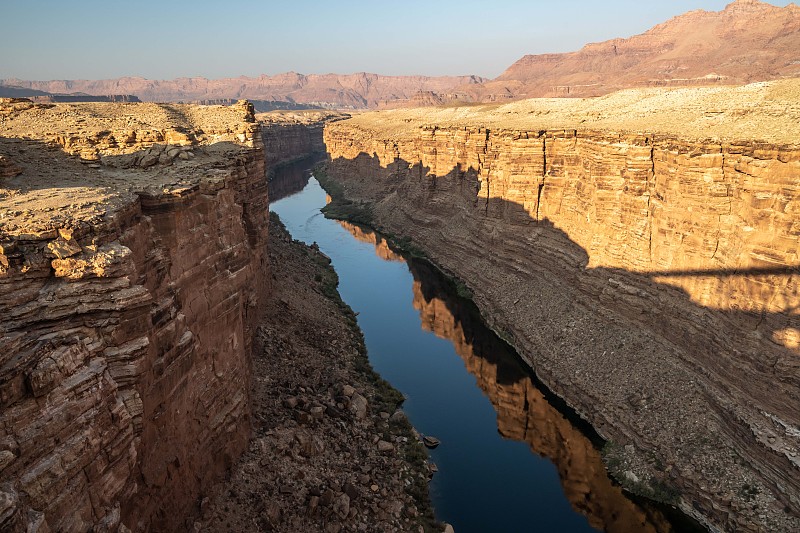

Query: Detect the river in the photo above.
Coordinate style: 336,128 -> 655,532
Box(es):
268,158 -> 698,533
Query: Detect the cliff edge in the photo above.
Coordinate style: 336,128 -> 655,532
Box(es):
0,99 -> 266,531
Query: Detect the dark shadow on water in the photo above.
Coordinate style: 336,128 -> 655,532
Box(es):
268,154 -> 326,203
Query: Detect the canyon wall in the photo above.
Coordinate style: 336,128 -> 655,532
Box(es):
323,117 -> 800,531
260,120 -> 326,167
0,100 -> 287,531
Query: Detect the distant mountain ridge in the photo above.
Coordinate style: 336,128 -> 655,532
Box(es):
458,0 -> 800,100
3,0 -> 797,107
0,84 -> 141,103
1,73 -> 486,109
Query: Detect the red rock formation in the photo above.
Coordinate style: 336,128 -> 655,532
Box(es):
460,0 -> 800,100
0,101 -> 304,531
322,101 -> 800,531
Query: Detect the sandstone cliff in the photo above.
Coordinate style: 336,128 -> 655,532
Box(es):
323,81 -> 800,532
258,111 -> 340,168
0,99 -> 268,531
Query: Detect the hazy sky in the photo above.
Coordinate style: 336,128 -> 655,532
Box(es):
0,0 -> 793,81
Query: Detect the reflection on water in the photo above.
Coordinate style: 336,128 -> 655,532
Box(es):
335,219 -> 405,262
271,175 -> 700,533
408,257 -> 673,533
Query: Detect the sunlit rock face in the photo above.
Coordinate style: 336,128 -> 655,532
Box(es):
323,97 -> 800,532
0,100 -> 303,532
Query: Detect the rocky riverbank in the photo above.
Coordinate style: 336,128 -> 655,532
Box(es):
197,215 -> 438,532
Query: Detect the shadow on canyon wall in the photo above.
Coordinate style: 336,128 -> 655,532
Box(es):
326,150 -> 799,389
333,218 -> 698,532
325,150 -> 800,519
1,133 -> 266,532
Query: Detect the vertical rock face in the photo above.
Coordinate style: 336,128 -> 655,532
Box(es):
260,120 -> 327,167
323,104 -> 800,531
0,101 -> 270,531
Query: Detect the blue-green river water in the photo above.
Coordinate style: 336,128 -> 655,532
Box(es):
269,160 -> 699,533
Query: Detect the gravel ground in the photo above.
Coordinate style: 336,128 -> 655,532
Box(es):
196,215 -> 439,533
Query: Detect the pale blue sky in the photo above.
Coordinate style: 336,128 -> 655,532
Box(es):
0,0 -> 792,80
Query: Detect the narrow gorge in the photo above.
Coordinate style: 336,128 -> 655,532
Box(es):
321,80 -> 800,532
0,100 -> 336,531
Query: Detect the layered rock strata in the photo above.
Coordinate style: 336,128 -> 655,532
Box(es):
322,81 -> 800,532
258,111 -> 333,168
0,99 -> 267,531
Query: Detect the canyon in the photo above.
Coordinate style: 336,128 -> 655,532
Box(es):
2,2 -> 799,525
0,97 -> 439,532
0,98 -> 362,531
334,219 -> 684,532
321,78 -> 800,532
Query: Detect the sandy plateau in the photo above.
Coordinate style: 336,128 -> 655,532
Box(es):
341,79 -> 800,144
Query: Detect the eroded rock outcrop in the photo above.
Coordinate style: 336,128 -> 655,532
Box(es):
323,82 -> 800,532
0,100 -> 267,531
